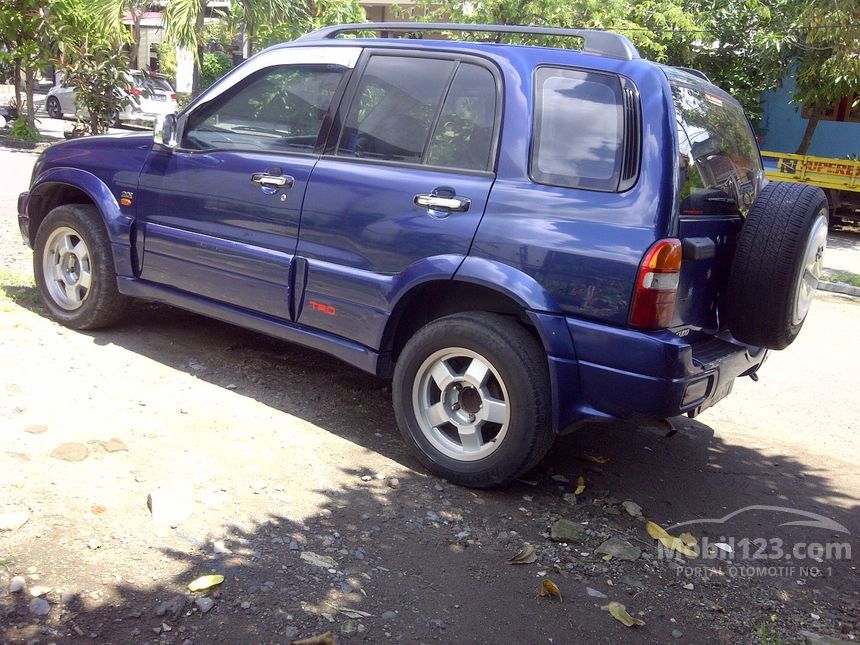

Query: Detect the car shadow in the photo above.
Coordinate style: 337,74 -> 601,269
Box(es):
2,290 -> 858,642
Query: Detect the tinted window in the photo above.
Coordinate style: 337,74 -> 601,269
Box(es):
426,63 -> 496,171
182,64 -> 345,153
671,75 -> 763,215
338,56 -> 454,163
531,68 -> 624,191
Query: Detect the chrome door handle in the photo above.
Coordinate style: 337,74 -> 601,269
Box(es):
251,173 -> 294,189
414,194 -> 471,213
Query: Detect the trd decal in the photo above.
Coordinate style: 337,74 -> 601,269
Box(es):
309,300 -> 336,316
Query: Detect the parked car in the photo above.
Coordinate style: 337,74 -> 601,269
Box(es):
17,23 -> 828,487
45,70 -> 178,124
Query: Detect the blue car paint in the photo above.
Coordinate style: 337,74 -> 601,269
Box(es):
18,36 -> 768,434
135,147 -> 317,319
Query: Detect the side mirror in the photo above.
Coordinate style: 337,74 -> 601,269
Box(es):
153,113 -> 178,149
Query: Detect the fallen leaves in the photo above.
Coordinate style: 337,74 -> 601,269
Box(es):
607,601 -> 645,627
574,475 -> 586,495
539,579 -> 563,601
582,453 -> 610,464
300,552 -> 339,569
645,521 -> 697,558
291,632 -> 336,645
505,543 -> 537,565
187,574 -> 225,592
329,605 -> 373,619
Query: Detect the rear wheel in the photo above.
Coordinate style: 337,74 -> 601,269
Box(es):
393,312 -> 554,488
46,96 -> 62,119
33,204 -> 128,329
725,182 -> 828,349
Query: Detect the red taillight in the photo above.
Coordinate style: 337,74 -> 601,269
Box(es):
629,238 -> 682,330
129,87 -> 142,96
170,92 -> 176,100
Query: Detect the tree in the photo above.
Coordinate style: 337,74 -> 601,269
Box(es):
790,0 -> 860,154
252,0 -> 366,50
0,0 -> 57,130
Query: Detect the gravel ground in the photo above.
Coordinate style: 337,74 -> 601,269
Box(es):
1,147 -> 858,644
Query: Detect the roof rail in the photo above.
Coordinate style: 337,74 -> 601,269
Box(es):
296,22 -> 640,61
674,67 -> 711,82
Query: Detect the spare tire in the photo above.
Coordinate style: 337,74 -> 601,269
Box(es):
725,181 -> 828,350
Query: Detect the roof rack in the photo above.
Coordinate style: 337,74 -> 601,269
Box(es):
674,67 -> 711,82
296,22 -> 640,61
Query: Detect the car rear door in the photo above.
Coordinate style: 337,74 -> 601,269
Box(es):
667,68 -> 766,334
135,46 -> 359,320
295,50 -> 501,348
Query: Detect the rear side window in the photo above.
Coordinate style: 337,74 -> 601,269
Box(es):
531,68 -> 628,192
671,77 -> 763,215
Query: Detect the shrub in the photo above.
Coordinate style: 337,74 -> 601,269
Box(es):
200,51 -> 233,90
9,117 -> 39,141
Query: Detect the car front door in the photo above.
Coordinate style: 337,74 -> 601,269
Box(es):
135,46 -> 360,320
295,51 -> 501,347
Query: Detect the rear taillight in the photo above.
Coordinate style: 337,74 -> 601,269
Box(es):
629,238 -> 682,330
170,93 -> 176,100
129,87 -> 142,96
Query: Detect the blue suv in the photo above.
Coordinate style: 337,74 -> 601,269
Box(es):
17,23 -> 828,487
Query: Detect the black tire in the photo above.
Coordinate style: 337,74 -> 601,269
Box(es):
46,96 -> 62,119
393,312 -> 554,488
725,182 -> 828,350
33,204 -> 129,330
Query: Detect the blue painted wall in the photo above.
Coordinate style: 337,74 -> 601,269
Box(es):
760,75 -> 860,157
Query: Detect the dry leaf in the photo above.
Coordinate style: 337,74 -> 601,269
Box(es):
539,579 -> 563,601
583,453 -> 610,464
291,632 -> 336,645
506,543 -> 537,565
645,521 -> 697,558
187,574 -> 225,592
574,474 -> 586,495
679,531 -> 697,547
607,601 -> 645,627
602,554 -> 613,561
330,605 -> 372,619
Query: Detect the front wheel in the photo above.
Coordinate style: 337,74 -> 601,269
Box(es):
393,312 -> 554,488
33,204 -> 129,329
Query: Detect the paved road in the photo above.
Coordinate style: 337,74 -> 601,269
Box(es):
1,147 -> 858,643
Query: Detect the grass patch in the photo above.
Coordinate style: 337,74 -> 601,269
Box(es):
822,270 -> 860,288
0,267 -> 41,312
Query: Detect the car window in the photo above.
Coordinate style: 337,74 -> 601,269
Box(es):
337,56 -> 455,164
182,64 -> 346,153
670,76 -> 763,215
426,63 -> 497,171
531,68 -> 624,191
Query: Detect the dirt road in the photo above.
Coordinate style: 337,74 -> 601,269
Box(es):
1,149 -> 858,644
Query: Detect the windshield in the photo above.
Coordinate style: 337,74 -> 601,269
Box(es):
132,73 -> 174,93
666,68 -> 764,215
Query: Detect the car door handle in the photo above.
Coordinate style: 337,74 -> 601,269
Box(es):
414,193 -> 471,213
251,173 -> 294,189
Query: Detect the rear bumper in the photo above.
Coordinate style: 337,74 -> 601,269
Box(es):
17,191 -> 31,248
553,317 -> 767,431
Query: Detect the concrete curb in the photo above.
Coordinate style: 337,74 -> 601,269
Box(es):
818,280 -> 860,298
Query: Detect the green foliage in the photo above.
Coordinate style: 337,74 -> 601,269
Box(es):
63,45 -> 132,134
792,0 -> 860,110
155,43 -> 177,85
8,117 -> 39,141
200,51 -> 233,90
253,0 -> 366,51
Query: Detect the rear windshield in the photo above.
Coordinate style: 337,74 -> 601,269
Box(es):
132,73 -> 174,93
531,67 -> 624,192
668,70 -> 763,215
